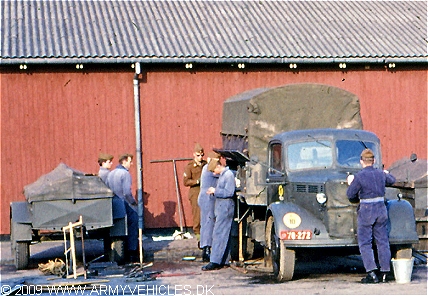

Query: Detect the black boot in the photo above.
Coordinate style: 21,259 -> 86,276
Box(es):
380,271 -> 390,283
202,262 -> 221,271
202,246 -> 211,262
361,270 -> 379,284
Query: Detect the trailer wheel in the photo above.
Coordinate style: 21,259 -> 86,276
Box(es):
10,218 -> 30,270
106,238 -> 126,265
266,216 -> 295,281
14,242 -> 30,270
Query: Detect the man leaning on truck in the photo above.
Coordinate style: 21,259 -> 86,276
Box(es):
346,148 -> 396,284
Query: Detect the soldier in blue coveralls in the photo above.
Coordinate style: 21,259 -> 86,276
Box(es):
106,153 -> 140,262
198,151 -> 220,262
202,159 -> 236,271
346,149 -> 396,283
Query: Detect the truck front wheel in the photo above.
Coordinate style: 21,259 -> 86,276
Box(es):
265,216 -> 295,282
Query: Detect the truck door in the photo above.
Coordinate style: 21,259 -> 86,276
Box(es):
266,142 -> 286,204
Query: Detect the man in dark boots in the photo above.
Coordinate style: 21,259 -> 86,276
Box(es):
202,160 -> 235,271
347,149 -> 396,284
202,246 -> 211,262
361,270 -> 379,284
198,151 -> 220,263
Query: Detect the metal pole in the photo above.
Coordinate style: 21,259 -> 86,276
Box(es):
172,160 -> 184,232
133,62 -> 144,264
150,158 -> 192,233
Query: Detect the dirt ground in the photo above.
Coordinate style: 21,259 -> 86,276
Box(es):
1,252 -> 426,295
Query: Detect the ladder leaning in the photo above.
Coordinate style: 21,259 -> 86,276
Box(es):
62,215 -> 86,279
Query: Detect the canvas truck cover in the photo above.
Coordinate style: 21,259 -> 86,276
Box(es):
24,163 -> 114,202
221,83 -> 363,162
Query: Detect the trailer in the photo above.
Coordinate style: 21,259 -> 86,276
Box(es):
10,163 -> 129,269
217,83 -> 419,281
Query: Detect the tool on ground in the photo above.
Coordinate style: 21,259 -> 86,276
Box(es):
125,262 -> 155,280
63,215 -> 86,279
150,158 -> 192,233
229,262 -> 248,274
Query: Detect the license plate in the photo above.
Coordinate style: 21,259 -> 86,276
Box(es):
280,230 -> 312,240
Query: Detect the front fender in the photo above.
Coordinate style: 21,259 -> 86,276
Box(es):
387,199 -> 419,244
267,201 -> 328,240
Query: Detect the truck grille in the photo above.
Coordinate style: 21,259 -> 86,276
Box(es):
295,184 -> 324,193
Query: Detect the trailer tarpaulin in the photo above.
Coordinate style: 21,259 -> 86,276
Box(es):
24,163 -> 114,202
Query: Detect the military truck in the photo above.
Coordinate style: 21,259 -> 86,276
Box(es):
217,84 -> 418,281
10,163 -> 130,269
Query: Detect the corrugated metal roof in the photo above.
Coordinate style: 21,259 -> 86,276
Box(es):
1,0 -> 427,64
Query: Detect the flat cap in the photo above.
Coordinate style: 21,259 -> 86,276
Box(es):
98,153 -> 114,162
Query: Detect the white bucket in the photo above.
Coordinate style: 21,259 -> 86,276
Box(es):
391,257 -> 414,284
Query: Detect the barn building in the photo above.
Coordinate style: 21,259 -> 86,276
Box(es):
1,1 -> 427,235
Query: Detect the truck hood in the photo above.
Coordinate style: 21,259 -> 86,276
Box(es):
286,169 -> 357,184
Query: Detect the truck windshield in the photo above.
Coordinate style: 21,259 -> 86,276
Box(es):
336,140 -> 377,168
287,141 -> 333,170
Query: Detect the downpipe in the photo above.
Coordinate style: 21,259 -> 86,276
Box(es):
133,62 -> 144,264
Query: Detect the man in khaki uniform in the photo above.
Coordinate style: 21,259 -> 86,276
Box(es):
183,143 -> 207,238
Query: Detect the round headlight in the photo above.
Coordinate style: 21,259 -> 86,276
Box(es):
316,193 -> 327,204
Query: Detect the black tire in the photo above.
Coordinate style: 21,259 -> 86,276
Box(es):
10,218 -> 16,258
15,242 -> 30,270
266,216 -> 295,282
103,236 -> 111,259
264,216 -> 274,269
230,235 -> 255,261
106,238 -> 126,265
10,218 -> 30,270
242,215 -> 256,260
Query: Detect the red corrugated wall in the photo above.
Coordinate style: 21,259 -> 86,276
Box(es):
1,67 -> 427,234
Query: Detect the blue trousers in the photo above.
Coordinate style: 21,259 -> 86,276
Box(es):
210,198 -> 235,265
357,202 -> 391,272
124,201 -> 139,251
198,193 -> 216,248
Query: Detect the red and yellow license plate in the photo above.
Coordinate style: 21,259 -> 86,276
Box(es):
280,230 -> 312,240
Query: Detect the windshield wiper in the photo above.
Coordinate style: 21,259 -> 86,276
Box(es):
354,133 -> 368,149
307,134 -> 331,148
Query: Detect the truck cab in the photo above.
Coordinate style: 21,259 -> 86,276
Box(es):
266,128 -> 380,246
